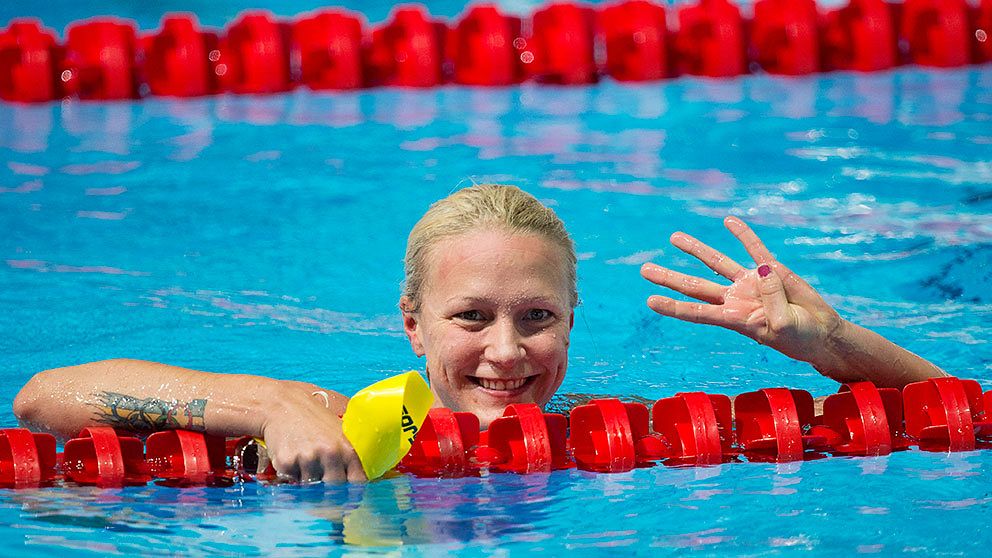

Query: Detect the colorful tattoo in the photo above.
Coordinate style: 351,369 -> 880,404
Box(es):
90,392 -> 207,433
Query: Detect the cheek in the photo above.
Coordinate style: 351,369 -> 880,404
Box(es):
529,328 -> 571,367
430,328 -> 482,373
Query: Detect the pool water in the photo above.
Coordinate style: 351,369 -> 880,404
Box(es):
3,1 -> 992,555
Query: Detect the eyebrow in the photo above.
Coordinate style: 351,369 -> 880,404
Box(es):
444,295 -> 563,307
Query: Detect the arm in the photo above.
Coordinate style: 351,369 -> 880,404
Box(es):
13,359 -> 365,482
640,217 -> 947,389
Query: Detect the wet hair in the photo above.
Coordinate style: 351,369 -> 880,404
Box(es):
402,184 -> 578,311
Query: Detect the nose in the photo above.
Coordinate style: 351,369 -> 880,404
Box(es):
483,317 -> 525,370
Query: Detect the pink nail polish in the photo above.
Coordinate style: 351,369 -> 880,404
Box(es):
758,264 -> 772,277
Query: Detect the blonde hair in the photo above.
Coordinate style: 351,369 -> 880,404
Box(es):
403,184 -> 578,310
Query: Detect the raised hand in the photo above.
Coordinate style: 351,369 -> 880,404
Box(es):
640,216 -> 947,388
640,216 -> 849,377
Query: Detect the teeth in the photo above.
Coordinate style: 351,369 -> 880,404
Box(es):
477,377 -> 528,391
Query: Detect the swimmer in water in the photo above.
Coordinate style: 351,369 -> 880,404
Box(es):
13,184 -> 947,482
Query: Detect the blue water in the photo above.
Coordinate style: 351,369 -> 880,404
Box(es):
3,1 -> 992,555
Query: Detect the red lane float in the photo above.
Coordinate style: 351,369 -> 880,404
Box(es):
673,0 -> 746,77
145,429 -> 227,485
812,382 -> 906,456
140,15 -> 219,97
0,429 -> 56,488
449,5 -> 524,86
293,10 -> 365,90
652,392 -> 734,465
903,377 -> 992,451
62,18 -> 139,100
600,1 -> 669,82
899,0 -> 971,68
735,388 -> 827,462
5,377 -> 992,488
399,407 -> 479,477
217,11 -> 292,94
481,403 -> 570,473
62,427 -> 147,486
525,3 -> 598,84
820,0 -> 897,72
0,20 -> 61,102
367,7 -> 446,88
974,0 -> 992,64
5,0 -> 992,104
570,398 -> 667,472
750,0 -> 820,75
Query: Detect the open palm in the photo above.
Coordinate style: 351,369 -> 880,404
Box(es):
640,216 -> 842,367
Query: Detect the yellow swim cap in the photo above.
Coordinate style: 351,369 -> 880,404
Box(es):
342,371 -> 433,480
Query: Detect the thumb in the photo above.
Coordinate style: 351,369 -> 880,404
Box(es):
757,263 -> 790,332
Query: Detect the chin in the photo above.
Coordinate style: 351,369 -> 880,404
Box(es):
475,406 -> 505,431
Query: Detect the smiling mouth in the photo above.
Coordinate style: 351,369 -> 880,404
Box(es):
467,375 -> 538,392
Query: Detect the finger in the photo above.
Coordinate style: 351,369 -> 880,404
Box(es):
725,217 -> 827,308
724,216 -> 775,265
647,295 -> 735,328
670,231 -> 746,281
640,263 -> 726,304
300,454 -> 325,484
766,260 -> 823,308
272,456 -> 301,483
320,452 -> 347,483
757,264 -> 791,334
346,458 -> 368,483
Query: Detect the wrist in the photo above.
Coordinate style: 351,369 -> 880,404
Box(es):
810,318 -> 859,381
256,378 -> 292,438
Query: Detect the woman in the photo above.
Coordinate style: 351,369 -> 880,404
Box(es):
13,184 -> 946,482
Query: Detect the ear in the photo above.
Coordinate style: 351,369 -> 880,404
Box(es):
400,296 -> 426,357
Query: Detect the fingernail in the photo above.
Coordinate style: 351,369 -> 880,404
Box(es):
757,264 -> 772,277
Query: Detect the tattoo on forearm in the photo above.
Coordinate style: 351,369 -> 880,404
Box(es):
90,392 -> 207,433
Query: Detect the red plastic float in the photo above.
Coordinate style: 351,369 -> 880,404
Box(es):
734,388 -> 827,462
62,426 -> 147,486
0,20 -> 61,102
293,10 -> 365,90
600,0 -> 669,82
812,382 -> 906,456
673,0 -> 746,77
400,407 -> 480,477
525,2 -> 598,84
4,0 -> 992,104
481,403 -> 569,473
145,429 -> 226,485
652,392 -> 734,466
8,378 -> 992,487
903,377 -> 992,451
62,18 -> 139,100
366,7 -> 446,88
141,15 -> 219,97
570,398 -> 668,472
899,0 -> 971,68
820,0 -> 897,72
974,0 -> 992,64
750,0 -> 820,75
0,429 -> 56,488
448,4 -> 524,86
217,11 -> 292,94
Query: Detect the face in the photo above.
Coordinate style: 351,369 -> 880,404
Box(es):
401,228 -> 574,429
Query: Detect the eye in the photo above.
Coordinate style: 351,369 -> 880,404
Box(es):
524,309 -> 554,321
454,310 -> 486,321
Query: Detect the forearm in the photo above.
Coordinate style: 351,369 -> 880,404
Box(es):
811,320 -> 948,389
13,359 -> 337,440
